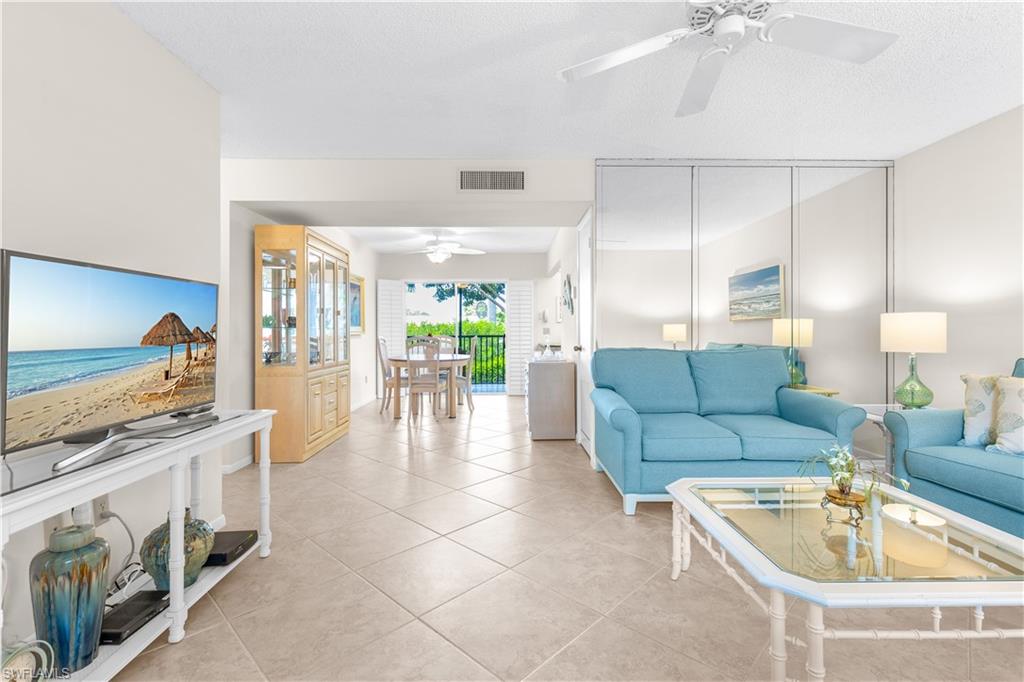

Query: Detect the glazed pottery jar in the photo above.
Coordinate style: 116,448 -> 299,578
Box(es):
140,509 -> 214,591
29,525 -> 110,673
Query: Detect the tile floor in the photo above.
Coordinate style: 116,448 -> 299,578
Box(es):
118,396 -> 1023,681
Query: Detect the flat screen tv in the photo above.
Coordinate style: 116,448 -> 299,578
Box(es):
1,251 -> 218,454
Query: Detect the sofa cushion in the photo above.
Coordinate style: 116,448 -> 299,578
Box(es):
905,445 -> 1024,513
591,349 -> 699,414
704,414 -> 836,460
687,349 -> 790,415
639,413 -> 742,461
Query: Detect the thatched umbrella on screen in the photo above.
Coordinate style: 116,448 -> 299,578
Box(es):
141,313 -> 194,378
192,326 -> 214,356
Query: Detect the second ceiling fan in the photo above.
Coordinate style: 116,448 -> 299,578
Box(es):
557,0 -> 898,117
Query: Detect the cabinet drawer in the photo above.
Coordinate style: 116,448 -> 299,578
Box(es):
324,375 -> 338,394
324,391 -> 338,411
325,410 -> 338,431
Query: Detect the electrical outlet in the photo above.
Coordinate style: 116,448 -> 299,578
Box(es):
42,513 -> 65,544
93,494 -> 111,525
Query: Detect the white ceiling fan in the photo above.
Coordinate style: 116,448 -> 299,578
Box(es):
412,231 -> 486,263
557,0 -> 898,117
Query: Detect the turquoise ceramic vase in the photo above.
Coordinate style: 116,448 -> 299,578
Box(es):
140,509 -> 214,591
29,525 -> 110,673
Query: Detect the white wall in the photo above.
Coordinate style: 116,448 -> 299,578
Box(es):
1,2 -> 220,639
376,252 -> 547,282
221,205 -> 275,471
535,227 -> 579,353
894,106 -> 1024,407
310,228 -> 379,409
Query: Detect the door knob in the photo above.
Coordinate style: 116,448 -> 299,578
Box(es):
572,345 -> 583,352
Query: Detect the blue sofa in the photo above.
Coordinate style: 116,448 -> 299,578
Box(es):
884,359 -> 1024,537
590,348 -> 867,514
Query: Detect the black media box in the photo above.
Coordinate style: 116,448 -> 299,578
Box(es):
204,529 -> 258,566
100,591 -> 169,645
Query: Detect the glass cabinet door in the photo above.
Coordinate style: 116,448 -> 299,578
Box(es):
260,249 -> 298,366
308,249 -> 322,366
337,261 -> 349,362
323,256 -> 336,364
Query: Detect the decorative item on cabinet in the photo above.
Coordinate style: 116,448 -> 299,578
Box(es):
254,225 -> 352,462
29,524 -> 110,673
140,508 -> 214,591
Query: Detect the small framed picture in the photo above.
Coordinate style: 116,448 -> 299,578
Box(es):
349,274 -> 365,335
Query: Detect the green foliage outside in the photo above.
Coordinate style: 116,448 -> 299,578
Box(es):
405,320 -> 506,384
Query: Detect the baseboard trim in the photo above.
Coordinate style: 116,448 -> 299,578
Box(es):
221,455 -> 253,475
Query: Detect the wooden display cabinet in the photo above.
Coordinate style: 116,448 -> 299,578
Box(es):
254,226 -> 351,462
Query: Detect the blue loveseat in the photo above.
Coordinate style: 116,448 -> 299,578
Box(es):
884,359 -> 1024,537
590,348 -> 867,514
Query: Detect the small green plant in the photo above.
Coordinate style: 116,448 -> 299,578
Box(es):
800,443 -> 909,502
262,314 -> 277,328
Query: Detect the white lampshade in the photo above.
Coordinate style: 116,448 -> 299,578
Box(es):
771,318 -> 814,348
880,312 -> 947,353
662,323 -> 688,343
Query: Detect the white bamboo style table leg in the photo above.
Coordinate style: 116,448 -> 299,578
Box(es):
258,426 -> 273,558
671,502 -> 692,580
189,456 -> 202,520
805,603 -> 826,681
447,364 -> 457,418
167,461 -> 187,643
768,590 -> 787,682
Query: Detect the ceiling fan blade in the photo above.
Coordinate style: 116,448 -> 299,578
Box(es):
759,13 -> 898,63
558,28 -> 690,82
451,248 -> 486,255
676,46 -> 730,117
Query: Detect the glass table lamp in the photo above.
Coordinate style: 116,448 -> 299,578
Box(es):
771,318 -> 813,385
662,323 -> 687,350
880,312 -> 947,408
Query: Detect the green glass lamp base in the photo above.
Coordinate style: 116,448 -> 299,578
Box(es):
894,354 -> 933,409
786,347 -> 804,385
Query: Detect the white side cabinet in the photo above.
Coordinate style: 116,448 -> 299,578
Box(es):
526,361 -> 576,440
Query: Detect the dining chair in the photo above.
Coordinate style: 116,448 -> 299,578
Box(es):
377,336 -> 406,414
407,349 -> 445,417
456,335 -> 477,411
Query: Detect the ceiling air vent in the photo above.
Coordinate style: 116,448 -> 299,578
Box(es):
459,170 -> 525,191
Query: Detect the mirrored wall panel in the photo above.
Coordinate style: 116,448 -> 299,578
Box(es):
596,165 -> 693,349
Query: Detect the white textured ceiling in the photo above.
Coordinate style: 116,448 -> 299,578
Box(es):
118,1 -> 1022,159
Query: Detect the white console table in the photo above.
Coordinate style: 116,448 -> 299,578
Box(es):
0,409 -> 274,681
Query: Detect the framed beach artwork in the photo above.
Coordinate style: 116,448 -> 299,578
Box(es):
728,265 -> 784,321
349,275 -> 365,336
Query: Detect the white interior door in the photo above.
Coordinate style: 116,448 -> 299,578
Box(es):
575,209 -> 595,454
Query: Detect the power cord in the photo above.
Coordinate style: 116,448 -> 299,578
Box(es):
102,510 -> 146,604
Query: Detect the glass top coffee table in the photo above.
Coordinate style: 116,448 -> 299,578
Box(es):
666,478 -> 1024,681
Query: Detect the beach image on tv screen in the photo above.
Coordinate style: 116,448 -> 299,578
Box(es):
4,255 -> 217,452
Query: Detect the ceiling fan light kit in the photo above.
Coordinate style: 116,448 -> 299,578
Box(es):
558,0 -> 899,117
415,231 -> 487,263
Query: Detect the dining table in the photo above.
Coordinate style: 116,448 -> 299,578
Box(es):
387,352 -> 472,419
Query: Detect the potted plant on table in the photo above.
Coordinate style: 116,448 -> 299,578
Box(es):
800,444 -> 910,524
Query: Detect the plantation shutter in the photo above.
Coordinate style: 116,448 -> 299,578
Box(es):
506,280 -> 534,396
376,279 -> 405,395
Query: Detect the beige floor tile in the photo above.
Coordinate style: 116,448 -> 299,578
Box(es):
359,537 -> 505,615
462,474 -> 558,508
210,538 -> 349,619
448,510 -> 578,567
635,501 -> 674,522
273,481 -> 389,535
398,491 -> 505,534
334,620 -> 498,681
360,474 -> 453,509
141,595 -> 224,654
350,439 -> 429,461
475,432 -> 533,450
581,511 -> 673,565
220,496 -> 306,550
514,492 -> 620,533
386,450 -> 468,474
526,617 -> 723,681
473,450 -> 544,473
230,572 -> 413,680
115,622 -> 264,682
416,461 -> 506,489
320,459 -> 412,492
516,536 -> 662,613
310,511 -> 439,569
422,571 -> 601,681
608,567 -> 767,677
439,441 -> 509,461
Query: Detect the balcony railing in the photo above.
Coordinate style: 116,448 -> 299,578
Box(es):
408,333 -> 506,392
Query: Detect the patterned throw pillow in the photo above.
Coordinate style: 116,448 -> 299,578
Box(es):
961,374 -> 999,446
987,377 -> 1024,456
